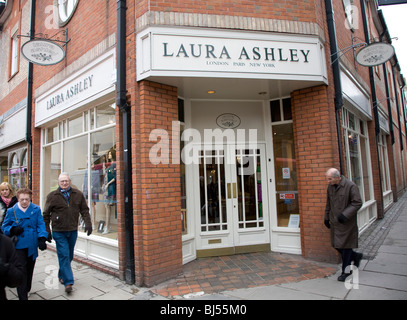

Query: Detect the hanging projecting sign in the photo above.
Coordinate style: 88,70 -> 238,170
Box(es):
21,39 -> 65,66
356,42 -> 395,67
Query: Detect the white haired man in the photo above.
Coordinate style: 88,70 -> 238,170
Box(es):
43,172 -> 92,293
324,168 -> 363,281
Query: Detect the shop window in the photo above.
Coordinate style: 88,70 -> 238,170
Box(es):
271,98 -> 299,228
8,150 -> 27,191
42,102 -> 117,240
342,107 -> 372,202
9,153 -> 20,190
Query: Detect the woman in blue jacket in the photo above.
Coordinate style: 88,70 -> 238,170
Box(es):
1,188 -> 48,300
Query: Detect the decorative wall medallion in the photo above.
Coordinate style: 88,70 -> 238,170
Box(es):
216,113 -> 241,129
55,0 -> 79,27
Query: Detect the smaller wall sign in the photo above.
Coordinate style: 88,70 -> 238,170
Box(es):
216,113 -> 241,129
288,214 -> 300,228
280,193 -> 295,200
21,39 -> 65,66
282,167 -> 290,179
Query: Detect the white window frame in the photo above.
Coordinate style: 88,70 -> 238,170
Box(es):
10,32 -> 19,77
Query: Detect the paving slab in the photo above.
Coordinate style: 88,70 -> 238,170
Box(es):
364,253 -> 407,276
358,271 -> 407,291
345,284 -> 407,300
278,277 -> 350,299
224,284 -> 332,300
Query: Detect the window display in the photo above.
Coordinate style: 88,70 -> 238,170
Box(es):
8,150 -> 27,191
271,98 -> 299,228
342,107 -> 372,203
42,102 -> 117,240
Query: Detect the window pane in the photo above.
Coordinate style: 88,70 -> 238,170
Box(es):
10,153 -> 19,168
348,112 -> 356,130
272,123 -> 299,227
283,98 -> 292,121
90,127 -> 117,237
270,100 -> 281,122
68,114 -> 83,136
236,149 -> 263,229
46,125 -> 59,143
199,150 -> 227,232
348,132 -> 362,191
360,136 -> 371,201
64,135 -> 88,193
96,103 -> 116,128
11,35 -> 18,75
42,143 -> 61,204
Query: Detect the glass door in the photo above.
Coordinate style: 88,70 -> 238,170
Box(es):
196,144 -> 269,250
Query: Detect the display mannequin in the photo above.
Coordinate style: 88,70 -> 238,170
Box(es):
83,163 -> 102,229
102,153 -> 116,234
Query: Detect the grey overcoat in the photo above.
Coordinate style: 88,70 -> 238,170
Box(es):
324,176 -> 362,249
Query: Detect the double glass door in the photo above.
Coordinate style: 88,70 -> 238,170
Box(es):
195,144 -> 269,250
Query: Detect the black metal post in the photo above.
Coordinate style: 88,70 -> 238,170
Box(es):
117,0 -> 135,285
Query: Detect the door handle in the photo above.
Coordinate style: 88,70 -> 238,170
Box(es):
227,183 -> 237,199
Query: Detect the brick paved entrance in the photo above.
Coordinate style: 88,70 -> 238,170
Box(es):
150,251 -> 337,298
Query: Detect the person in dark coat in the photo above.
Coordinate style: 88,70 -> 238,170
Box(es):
324,168 -> 363,281
0,230 -> 24,300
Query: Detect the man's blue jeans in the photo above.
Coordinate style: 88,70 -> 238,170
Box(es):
53,231 -> 78,286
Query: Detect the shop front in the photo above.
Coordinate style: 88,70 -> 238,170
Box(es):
0,100 -> 28,189
35,48 -> 119,268
137,27 -> 328,263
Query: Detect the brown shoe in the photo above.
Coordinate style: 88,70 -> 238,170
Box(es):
65,284 -> 73,293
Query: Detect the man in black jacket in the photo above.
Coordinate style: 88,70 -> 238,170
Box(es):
0,230 -> 24,300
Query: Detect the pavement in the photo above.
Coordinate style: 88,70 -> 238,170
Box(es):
4,191 -> 407,301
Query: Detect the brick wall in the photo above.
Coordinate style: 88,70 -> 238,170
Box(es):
133,80 -> 183,287
292,85 -> 339,262
0,0 -> 30,113
138,0 -> 318,22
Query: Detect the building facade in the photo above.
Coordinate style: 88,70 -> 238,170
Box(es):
0,0 -> 406,287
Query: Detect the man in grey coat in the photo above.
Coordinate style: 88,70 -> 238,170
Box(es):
324,168 -> 363,281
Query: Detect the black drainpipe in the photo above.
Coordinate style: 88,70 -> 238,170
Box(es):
325,0 -> 344,174
26,0 -> 35,190
117,0 -> 135,285
360,0 -> 384,218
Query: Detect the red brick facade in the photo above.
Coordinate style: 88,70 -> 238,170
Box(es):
132,81 -> 182,286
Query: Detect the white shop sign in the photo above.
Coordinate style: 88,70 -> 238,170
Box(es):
137,27 -> 328,83
35,49 -> 116,127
